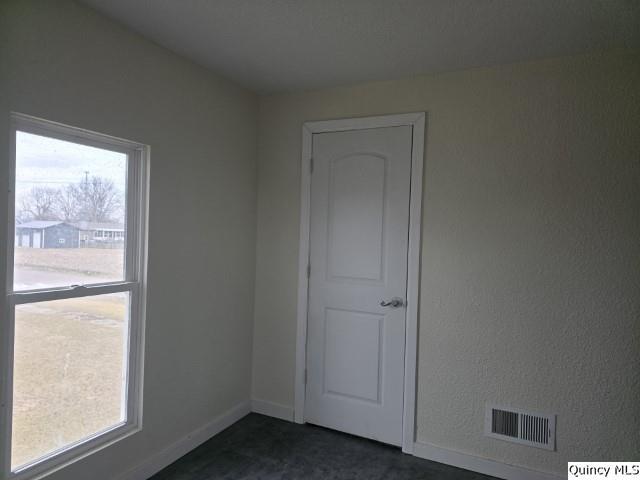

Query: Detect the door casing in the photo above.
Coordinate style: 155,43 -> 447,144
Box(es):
295,112 -> 426,454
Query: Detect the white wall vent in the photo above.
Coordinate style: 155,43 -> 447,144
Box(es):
485,405 -> 556,451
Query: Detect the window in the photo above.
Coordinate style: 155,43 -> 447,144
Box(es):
2,113 -> 148,479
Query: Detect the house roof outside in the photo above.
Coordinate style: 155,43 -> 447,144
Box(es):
73,221 -> 125,232
16,221 -> 125,231
16,220 -> 72,230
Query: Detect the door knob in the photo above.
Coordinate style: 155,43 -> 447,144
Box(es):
380,297 -> 404,308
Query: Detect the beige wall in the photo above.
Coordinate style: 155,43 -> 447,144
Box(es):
1,2 -> 638,478
252,51 -> 640,476
0,1 -> 257,479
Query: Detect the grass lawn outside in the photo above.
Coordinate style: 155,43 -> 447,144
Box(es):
14,247 -> 124,277
10,248 -> 129,469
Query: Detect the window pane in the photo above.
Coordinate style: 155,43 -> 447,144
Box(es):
13,131 -> 127,291
11,293 -> 129,470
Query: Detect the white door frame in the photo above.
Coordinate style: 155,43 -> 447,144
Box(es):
294,112 -> 425,454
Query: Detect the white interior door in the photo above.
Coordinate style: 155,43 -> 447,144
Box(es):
305,126 -> 412,446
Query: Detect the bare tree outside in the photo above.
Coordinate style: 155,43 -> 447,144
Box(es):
54,184 -> 80,222
76,176 -> 123,223
18,186 -> 59,222
18,176 -> 123,223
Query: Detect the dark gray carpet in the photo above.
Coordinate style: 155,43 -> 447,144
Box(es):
150,413 -> 498,480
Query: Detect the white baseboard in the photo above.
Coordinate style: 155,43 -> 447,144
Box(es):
251,398 -> 294,422
413,442 -> 562,480
113,400 -> 562,480
115,401 -> 251,480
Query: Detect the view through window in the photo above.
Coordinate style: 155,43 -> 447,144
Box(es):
5,119 -> 146,475
12,293 -> 128,468
14,131 -> 127,290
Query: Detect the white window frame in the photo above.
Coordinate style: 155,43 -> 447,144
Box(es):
1,113 -> 149,480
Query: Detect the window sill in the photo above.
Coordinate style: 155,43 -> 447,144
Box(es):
5,421 -> 142,480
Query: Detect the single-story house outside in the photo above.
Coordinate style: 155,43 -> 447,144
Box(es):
73,221 -> 125,246
15,221 -> 80,248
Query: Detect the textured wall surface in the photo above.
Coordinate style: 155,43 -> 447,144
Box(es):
0,1 -> 258,479
1,3 -> 638,478
252,51 -> 640,475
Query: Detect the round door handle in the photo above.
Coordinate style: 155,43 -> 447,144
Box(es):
380,297 -> 404,308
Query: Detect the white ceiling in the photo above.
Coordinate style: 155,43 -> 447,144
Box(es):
81,0 -> 640,94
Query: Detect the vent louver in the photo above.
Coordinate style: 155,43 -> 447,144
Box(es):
485,405 -> 555,451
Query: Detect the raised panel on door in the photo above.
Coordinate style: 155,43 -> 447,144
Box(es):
306,126 -> 412,446
323,308 -> 383,404
328,153 -> 386,283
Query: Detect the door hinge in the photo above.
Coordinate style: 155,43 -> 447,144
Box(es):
307,264 -> 311,278
304,368 -> 308,385
310,157 -> 314,174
